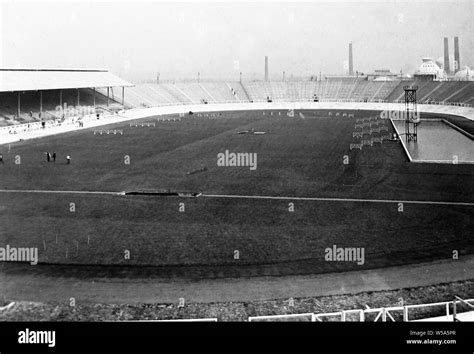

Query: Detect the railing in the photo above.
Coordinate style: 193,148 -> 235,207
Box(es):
248,298 -> 474,322
393,99 -> 472,108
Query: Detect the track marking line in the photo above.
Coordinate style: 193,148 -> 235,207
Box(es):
201,194 -> 474,206
0,189 -> 119,196
0,189 -> 472,206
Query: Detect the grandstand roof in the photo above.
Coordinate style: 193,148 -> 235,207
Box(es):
0,68 -> 133,92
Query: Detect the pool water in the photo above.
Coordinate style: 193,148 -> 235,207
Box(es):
392,120 -> 474,163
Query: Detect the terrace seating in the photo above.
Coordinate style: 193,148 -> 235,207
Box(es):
375,81 -> 402,101
384,80 -> 474,104
232,82 -> 251,102
175,83 -> 214,103
200,82 -> 237,102
242,82 -> 273,101
2,80 -> 472,126
350,81 -> 369,101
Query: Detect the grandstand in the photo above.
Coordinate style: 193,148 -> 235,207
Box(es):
2,72 -> 473,130
0,68 -> 132,126
118,79 -> 473,107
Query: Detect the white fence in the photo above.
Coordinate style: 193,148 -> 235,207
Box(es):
248,298 -> 474,322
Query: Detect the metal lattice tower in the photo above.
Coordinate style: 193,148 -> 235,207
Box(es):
404,86 -> 419,142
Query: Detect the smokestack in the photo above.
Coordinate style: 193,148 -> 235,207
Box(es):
444,37 -> 450,74
454,37 -> 460,72
265,56 -> 269,81
349,43 -> 354,76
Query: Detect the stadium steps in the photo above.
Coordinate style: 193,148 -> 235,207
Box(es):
377,81 -> 401,101
157,84 -> 192,104
271,82 -> 288,100
443,82 -> 474,103
229,82 -> 250,102
175,83 -> 212,103
418,82 -> 444,102
430,82 -> 464,102
384,81 -> 407,102
347,80 -> 360,99
242,82 -> 272,101
370,82 -> 386,100
199,84 -> 217,102
200,82 -> 236,102
143,84 -> 176,104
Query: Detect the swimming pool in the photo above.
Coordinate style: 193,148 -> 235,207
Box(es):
392,119 -> 474,163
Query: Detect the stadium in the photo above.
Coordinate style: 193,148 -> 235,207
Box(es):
0,2 -> 473,323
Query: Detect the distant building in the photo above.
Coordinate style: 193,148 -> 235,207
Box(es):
366,69 -> 398,81
453,66 -> 473,81
413,58 -> 447,81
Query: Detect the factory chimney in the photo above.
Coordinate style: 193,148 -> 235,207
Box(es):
349,43 -> 354,76
444,37 -> 450,74
265,56 -> 269,81
454,37 -> 460,72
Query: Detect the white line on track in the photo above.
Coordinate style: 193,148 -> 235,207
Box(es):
0,189 -> 119,196
201,194 -> 474,206
0,189 -> 473,206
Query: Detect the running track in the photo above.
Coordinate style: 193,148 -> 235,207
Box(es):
1,189 -> 473,207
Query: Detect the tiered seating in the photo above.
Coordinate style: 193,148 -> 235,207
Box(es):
112,85 -> 167,107
313,81 -> 325,99
440,82 -> 474,103
302,82 -> 315,100
337,81 -> 356,100
3,80 -> 472,127
284,82 -> 299,100
142,84 -> 178,104
160,84 -> 193,104
350,81 -> 369,101
270,82 -> 287,100
384,81 -> 407,102
382,80 -> 474,104
200,82 -> 237,102
375,81 -> 401,100
324,80 -> 341,99
360,82 -> 381,101
232,82 -> 250,101
416,82 -> 443,102
242,82 -> 273,101
0,88 -> 115,126
175,83 -> 213,103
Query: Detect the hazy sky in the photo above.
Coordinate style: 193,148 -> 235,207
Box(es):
0,0 -> 472,82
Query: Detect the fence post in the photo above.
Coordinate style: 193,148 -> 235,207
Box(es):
403,306 -> 408,322
453,300 -> 457,322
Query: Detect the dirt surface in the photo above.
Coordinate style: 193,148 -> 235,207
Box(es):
1,256 -> 472,305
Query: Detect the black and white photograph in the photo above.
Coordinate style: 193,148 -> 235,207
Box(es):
0,0 -> 473,352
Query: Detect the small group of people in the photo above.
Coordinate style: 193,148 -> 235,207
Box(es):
45,151 -> 71,164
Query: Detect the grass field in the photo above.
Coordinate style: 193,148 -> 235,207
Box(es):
0,109 -> 473,277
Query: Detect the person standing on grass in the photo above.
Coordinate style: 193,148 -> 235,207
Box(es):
52,152 -> 56,162
66,155 -> 71,164
0,154 -> 3,164
46,152 -> 50,162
